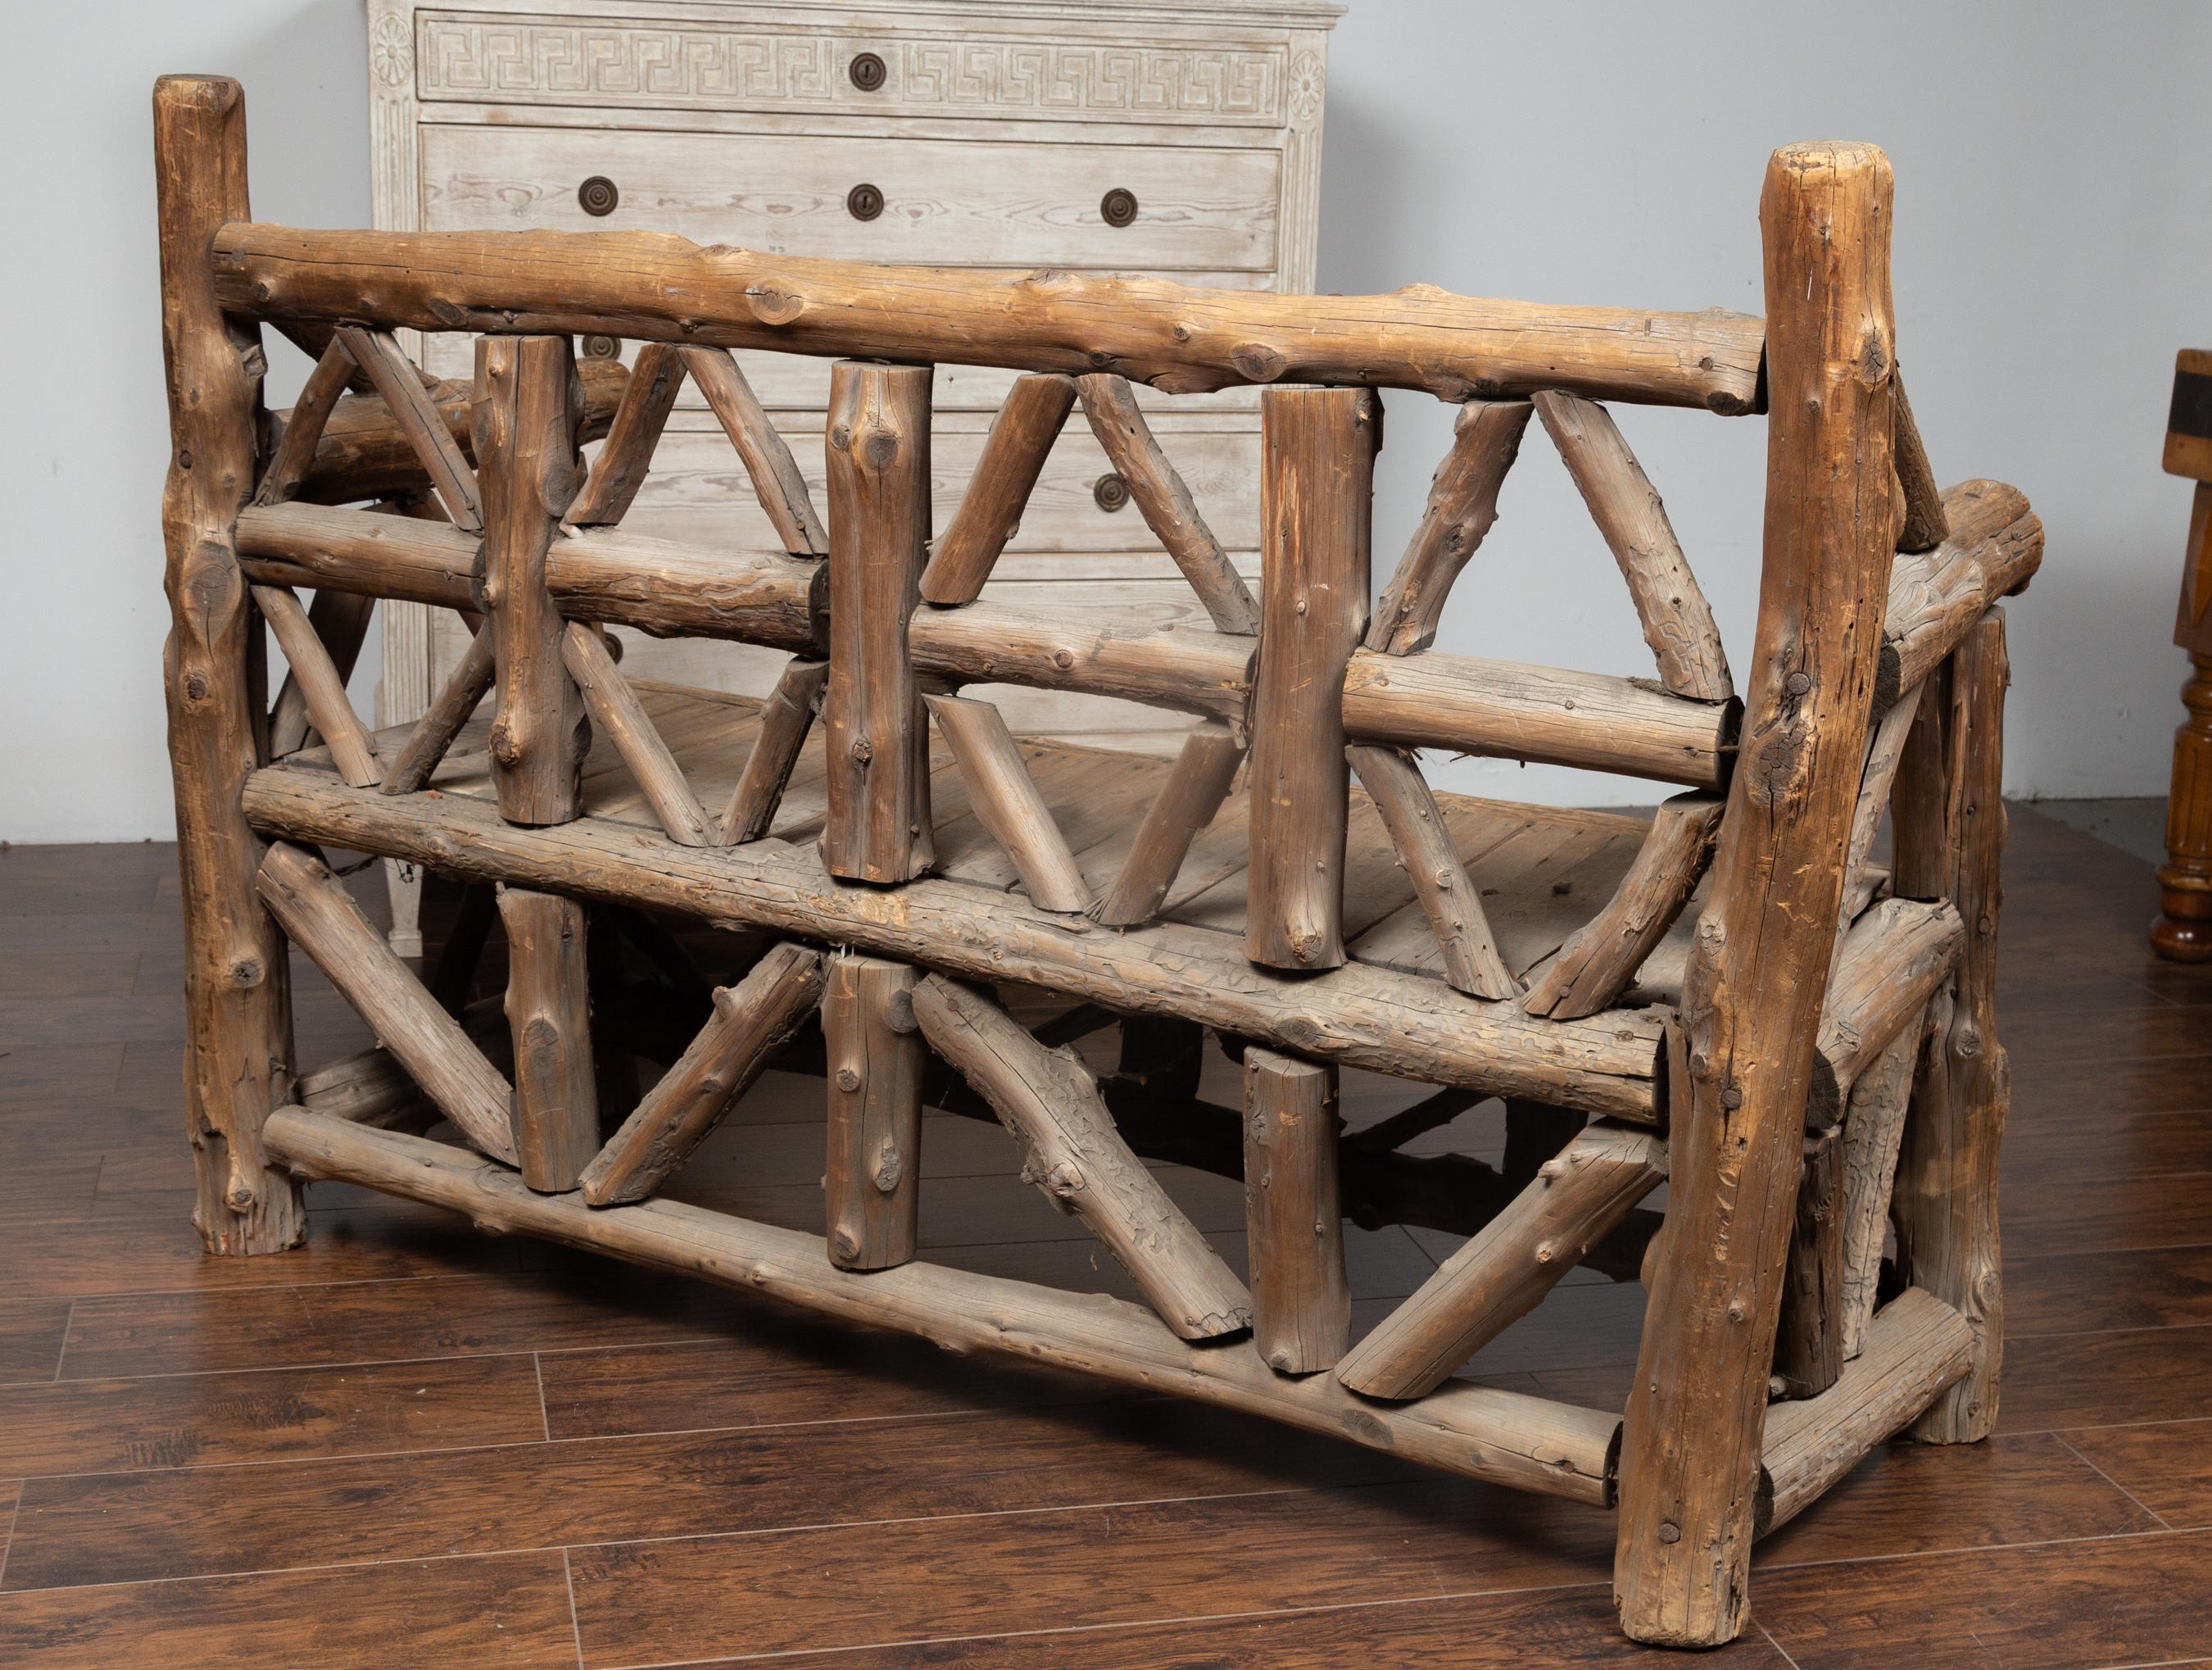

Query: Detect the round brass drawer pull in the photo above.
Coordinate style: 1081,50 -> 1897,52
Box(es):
1094,473 -> 1131,512
578,175 -> 619,217
1100,188 -> 1138,229
850,52 -> 887,92
847,183 -> 884,221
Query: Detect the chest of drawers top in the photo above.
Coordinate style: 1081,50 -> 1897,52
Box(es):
371,0 -> 1342,294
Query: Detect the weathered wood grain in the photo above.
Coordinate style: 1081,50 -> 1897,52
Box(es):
476,333 -> 588,826
1535,390 -> 1732,701
921,373 -> 1077,606
1242,1048 -> 1349,1374
1249,385 -> 1376,970
498,885 -> 597,1191
1090,722 -> 1245,928
1615,142 -> 1900,1649
1077,373 -> 1258,633
215,223 -> 1770,412
563,622 -> 717,846
1336,1123 -> 1663,1400
1367,399 -> 1531,656
823,956 -> 925,1271
913,976 -> 1252,1339
580,942 -> 827,1207
1892,607 -> 2011,1441
1349,745 -> 1516,999
153,75 -> 302,1252
926,694 -> 1091,913
564,340 -> 683,529
255,841 -> 517,1164
823,361 -> 933,883
243,768 -> 1669,1119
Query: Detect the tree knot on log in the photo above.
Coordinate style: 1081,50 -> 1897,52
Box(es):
1853,324 -> 1894,392
744,284 -> 805,327
872,1145 -> 904,1193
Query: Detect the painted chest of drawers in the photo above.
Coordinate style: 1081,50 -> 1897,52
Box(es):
367,0 -> 1341,757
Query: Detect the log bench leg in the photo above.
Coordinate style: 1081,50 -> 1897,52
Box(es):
1891,607 -> 2011,1441
156,75 -> 303,1254
1613,141 -> 1900,1647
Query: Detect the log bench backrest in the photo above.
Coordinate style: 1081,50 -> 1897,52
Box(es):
206,156 -> 2038,996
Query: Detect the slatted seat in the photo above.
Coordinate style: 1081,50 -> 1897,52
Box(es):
327,679 -> 1657,987
154,74 -> 2034,1653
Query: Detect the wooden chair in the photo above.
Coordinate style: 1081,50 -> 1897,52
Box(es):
153,74 -> 2037,1648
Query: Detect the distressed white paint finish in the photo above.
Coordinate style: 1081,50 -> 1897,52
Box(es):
371,0 -> 1341,792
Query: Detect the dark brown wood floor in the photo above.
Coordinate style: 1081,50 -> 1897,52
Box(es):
0,805 -> 2206,1667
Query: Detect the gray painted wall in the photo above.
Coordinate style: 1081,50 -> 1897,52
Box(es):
4,0 -> 2207,836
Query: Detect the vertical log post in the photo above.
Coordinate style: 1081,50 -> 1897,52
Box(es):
498,886 -> 598,1192
1891,607 -> 2010,1441
823,361 -> 934,883
477,333 -> 595,1185
823,956 -> 926,1271
1614,143 -> 1899,1649
1247,386 -> 1377,971
154,75 -> 303,1255
477,334 -> 587,826
1242,1048 -> 1350,1374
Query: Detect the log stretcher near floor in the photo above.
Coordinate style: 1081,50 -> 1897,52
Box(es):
153,73 -> 2034,1650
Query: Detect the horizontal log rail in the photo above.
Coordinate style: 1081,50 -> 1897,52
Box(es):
240,767 -> 1668,1120
1878,479 -> 2042,710
279,358 -> 628,509
233,501 -> 1736,787
211,222 -> 1766,414
265,1109 -> 1620,1503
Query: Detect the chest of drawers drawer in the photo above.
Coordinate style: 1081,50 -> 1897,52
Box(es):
421,125 -> 1282,273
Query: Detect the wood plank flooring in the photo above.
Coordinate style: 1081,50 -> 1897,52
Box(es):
0,806 -> 2206,1664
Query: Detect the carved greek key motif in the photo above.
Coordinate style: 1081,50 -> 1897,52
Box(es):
417,20 -> 1284,120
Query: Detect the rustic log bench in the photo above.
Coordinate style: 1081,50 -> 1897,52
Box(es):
153,74 -> 2036,1649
